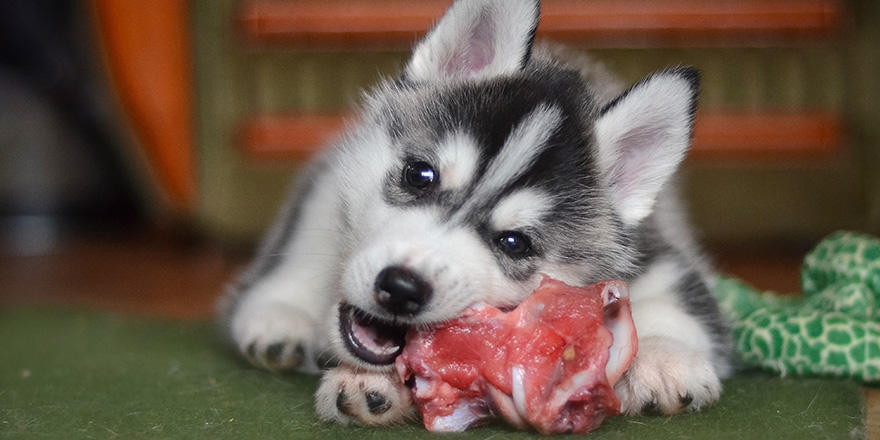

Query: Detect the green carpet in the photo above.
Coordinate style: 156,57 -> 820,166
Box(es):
0,309 -> 866,439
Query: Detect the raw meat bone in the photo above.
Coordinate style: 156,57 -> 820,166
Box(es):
489,280 -> 636,431
396,278 -> 638,434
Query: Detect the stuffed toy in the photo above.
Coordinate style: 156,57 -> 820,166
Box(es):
715,231 -> 880,382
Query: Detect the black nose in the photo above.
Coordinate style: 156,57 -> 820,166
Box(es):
374,266 -> 433,316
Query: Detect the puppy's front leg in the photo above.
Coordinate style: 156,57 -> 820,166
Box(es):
221,161 -> 342,373
615,334 -> 722,415
316,365 -> 416,426
615,264 -> 730,415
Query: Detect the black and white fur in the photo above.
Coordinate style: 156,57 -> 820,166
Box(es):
220,0 -> 730,426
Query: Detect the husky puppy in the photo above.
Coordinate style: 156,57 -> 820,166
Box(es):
220,0 -> 730,426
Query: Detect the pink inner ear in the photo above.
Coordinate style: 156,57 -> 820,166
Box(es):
612,135 -> 650,193
440,13 -> 496,78
606,128 -> 669,218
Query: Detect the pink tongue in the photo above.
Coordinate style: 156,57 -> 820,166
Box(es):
352,320 -> 400,356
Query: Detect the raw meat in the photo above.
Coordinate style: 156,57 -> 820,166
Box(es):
395,277 -> 637,434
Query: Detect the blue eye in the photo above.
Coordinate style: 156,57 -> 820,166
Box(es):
497,231 -> 532,257
404,161 -> 436,191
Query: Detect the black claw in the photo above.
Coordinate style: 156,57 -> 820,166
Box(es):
246,342 -> 257,359
336,391 -> 350,415
679,393 -> 694,407
365,391 -> 392,415
640,400 -> 663,416
266,343 -> 285,364
293,344 -> 307,360
316,352 -> 339,370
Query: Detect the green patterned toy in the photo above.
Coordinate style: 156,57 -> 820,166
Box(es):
714,231 -> 880,383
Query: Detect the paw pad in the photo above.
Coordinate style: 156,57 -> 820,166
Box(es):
266,343 -> 285,364
640,400 -> 663,416
679,393 -> 694,407
243,340 -> 307,371
365,391 -> 392,415
336,391 -> 350,416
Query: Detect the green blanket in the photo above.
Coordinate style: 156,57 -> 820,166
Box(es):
0,309 -> 866,439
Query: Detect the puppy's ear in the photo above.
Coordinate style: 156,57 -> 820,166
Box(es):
594,68 -> 699,226
405,0 -> 540,82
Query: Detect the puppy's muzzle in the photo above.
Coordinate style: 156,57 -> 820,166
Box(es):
374,266 -> 433,316
337,266 -> 433,366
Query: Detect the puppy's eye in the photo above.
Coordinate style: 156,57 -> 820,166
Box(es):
496,231 -> 532,257
403,161 -> 437,191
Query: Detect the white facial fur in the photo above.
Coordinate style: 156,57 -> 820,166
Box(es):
436,131 -> 481,191
339,206 -> 531,325
333,123 -> 398,235
490,188 -> 554,233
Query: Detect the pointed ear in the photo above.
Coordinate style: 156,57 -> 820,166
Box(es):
405,0 -> 540,82
594,67 -> 699,226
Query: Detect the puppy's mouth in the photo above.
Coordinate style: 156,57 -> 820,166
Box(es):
338,303 -> 409,365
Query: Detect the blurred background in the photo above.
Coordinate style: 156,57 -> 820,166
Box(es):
0,0 -> 878,319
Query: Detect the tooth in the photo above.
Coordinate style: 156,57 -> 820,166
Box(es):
380,345 -> 400,355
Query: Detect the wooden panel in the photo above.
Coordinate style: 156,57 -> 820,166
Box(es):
240,111 -> 843,162
691,112 -> 843,160
241,114 -> 348,161
93,0 -> 196,212
239,0 -> 844,49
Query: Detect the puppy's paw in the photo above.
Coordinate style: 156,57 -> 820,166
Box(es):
615,336 -> 721,416
315,366 -> 416,426
231,303 -> 319,372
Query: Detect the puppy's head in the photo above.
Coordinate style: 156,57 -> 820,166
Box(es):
329,0 -> 699,369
